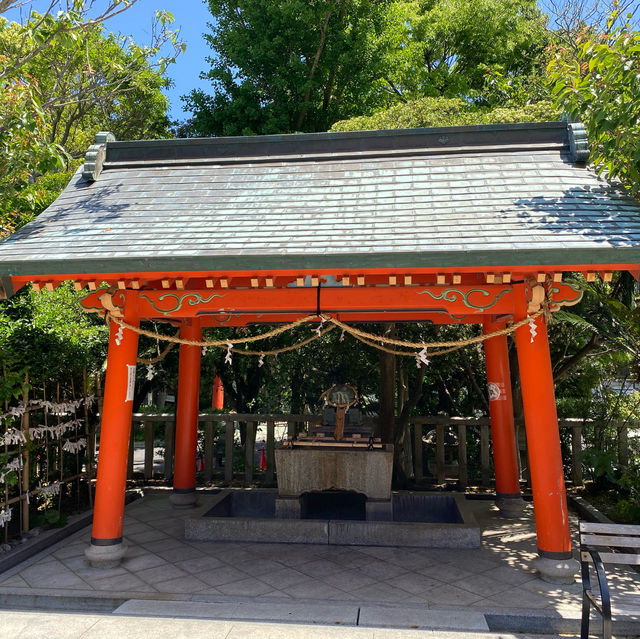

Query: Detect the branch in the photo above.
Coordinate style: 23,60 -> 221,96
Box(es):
553,332 -> 600,383
383,77 -> 407,102
295,1 -> 335,130
398,362 -> 428,424
459,351 -> 490,413
0,0 -> 33,14
1,0 -> 142,81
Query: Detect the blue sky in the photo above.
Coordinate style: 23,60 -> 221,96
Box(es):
103,0 -> 213,122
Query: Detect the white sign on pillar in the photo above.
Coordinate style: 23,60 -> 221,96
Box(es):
126,365 -> 136,402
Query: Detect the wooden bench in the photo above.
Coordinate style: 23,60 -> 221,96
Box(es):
579,521 -> 640,639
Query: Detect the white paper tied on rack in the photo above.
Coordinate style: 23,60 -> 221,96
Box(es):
0,507 -> 12,527
528,317 -> 538,343
38,482 -> 61,497
115,324 -> 124,346
0,428 -> 26,447
225,342 -> 233,364
62,438 -> 87,453
0,456 -> 22,483
258,353 -> 265,368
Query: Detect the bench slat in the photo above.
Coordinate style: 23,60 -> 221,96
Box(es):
581,534 -> 640,548
580,522 -> 640,536
590,552 -> 640,565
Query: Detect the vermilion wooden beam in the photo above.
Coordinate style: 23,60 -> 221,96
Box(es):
193,312 -> 487,328
80,281 -> 582,322
11,263 -> 638,293
81,284 -> 519,319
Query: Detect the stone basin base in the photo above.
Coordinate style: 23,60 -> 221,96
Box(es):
185,490 -> 481,549
275,447 -> 394,500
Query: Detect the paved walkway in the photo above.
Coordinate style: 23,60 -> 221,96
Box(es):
0,609 -> 577,639
0,493 -> 638,636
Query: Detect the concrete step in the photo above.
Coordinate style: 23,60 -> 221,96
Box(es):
113,598 -> 490,632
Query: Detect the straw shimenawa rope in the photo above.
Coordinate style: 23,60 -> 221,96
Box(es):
106,304 -> 548,365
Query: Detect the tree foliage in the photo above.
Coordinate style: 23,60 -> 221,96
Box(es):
0,74 -> 64,226
0,283 -> 107,385
547,15 -> 640,194
330,96 -> 559,132
0,4 -> 183,236
0,8 -> 182,154
384,0 -> 549,102
184,0 -> 396,136
184,0 -> 554,136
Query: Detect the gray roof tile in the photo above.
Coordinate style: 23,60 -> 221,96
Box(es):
1,122 -> 640,275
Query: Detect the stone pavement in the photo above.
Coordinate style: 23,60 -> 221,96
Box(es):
0,493 -> 639,636
0,609 -> 580,639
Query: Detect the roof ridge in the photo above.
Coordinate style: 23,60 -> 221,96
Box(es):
82,122 -> 577,181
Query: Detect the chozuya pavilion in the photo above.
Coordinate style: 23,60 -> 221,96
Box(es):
1,122 -> 640,583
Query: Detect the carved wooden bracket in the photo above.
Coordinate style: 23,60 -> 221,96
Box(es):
98,290 -> 124,318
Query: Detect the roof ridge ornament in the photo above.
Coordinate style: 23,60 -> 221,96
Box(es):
567,122 -> 589,164
82,131 -> 116,182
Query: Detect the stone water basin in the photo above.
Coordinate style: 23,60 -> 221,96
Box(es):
185,490 -> 481,548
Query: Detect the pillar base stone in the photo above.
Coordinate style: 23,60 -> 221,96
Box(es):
85,542 -> 127,568
533,556 -> 579,584
170,490 -> 198,508
495,495 -> 525,518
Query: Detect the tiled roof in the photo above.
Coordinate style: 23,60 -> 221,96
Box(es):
1,122 -> 640,276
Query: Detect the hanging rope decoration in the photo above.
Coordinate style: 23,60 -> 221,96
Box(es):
105,304 -> 547,366
137,330 -> 179,365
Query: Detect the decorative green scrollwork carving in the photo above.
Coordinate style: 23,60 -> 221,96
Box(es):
418,287 -> 510,312
80,293 -> 104,312
548,282 -> 583,311
140,292 -> 224,316
210,313 -> 235,324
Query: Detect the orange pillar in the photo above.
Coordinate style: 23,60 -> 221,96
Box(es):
483,318 -> 523,517
170,318 -> 201,507
514,296 -> 576,582
212,373 -> 224,410
85,298 -> 139,567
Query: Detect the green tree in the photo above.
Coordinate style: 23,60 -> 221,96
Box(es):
0,10 -> 182,155
0,7 -> 183,236
547,15 -> 640,195
0,2 -> 149,203
384,0 -> 549,102
184,0 -> 397,136
0,283 -> 107,385
330,96 -> 559,132
0,74 -> 64,233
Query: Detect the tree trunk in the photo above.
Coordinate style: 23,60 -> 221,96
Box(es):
394,363 -> 428,487
379,324 -> 396,444
397,365 -> 408,414
295,3 -> 334,130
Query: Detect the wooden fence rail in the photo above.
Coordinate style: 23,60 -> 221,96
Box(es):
126,414 -> 638,489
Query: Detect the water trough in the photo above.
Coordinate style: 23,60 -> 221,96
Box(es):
185,489 -> 481,548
